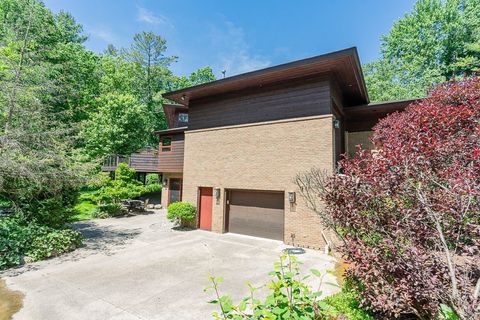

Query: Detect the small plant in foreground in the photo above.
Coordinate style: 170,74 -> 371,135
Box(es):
205,254 -> 344,319
167,202 -> 196,226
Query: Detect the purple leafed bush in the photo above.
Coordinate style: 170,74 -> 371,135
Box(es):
296,77 -> 480,319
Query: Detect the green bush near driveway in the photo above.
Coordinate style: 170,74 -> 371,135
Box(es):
0,216 -> 83,270
26,228 -> 83,262
167,202 -> 196,226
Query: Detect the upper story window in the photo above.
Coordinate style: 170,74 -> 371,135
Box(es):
178,113 -> 188,123
161,137 -> 172,152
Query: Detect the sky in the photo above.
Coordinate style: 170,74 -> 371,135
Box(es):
43,0 -> 417,78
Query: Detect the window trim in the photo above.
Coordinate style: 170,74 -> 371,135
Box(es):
160,136 -> 172,153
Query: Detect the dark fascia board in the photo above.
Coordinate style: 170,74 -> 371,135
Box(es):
162,103 -> 188,109
345,98 -> 422,118
163,47 -> 369,105
351,48 -> 370,104
154,126 -> 187,136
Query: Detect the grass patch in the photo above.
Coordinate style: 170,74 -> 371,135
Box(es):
323,289 -> 374,320
71,200 -> 98,222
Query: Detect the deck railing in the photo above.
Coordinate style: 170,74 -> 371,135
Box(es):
101,153 -> 159,172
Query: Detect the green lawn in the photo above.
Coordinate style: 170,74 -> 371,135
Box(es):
71,200 -> 98,222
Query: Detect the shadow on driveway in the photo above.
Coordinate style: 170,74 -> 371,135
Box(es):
2,219 -> 142,278
73,221 -> 142,255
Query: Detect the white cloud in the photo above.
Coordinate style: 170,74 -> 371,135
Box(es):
137,6 -> 173,28
89,28 -> 116,43
209,20 -> 270,77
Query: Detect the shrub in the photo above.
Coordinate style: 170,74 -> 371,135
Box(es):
92,203 -> 126,219
89,164 -> 162,205
144,183 -> 162,194
322,287 -> 374,320
296,78 -> 480,319
0,217 -> 31,269
26,228 -> 83,261
84,172 -> 112,190
167,202 -> 196,225
0,216 -> 83,270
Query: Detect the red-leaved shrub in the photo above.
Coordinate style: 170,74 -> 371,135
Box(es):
296,78 -> 480,319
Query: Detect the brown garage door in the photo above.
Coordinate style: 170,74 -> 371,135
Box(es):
226,190 -> 284,240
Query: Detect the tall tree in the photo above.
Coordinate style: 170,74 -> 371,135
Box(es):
0,0 -> 93,224
365,0 -> 480,102
164,66 -> 216,92
126,31 -> 177,107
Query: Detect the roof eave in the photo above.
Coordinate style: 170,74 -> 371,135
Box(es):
163,47 -> 368,105
154,126 -> 188,135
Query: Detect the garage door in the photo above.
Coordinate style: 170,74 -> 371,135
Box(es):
227,190 -> 284,240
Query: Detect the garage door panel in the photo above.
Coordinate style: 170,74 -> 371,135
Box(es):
230,191 -> 284,209
227,190 -> 284,241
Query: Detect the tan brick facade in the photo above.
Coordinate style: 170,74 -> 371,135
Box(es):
182,115 -> 336,249
345,131 -> 374,156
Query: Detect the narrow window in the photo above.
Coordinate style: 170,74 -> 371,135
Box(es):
161,137 -> 172,152
178,113 -> 188,123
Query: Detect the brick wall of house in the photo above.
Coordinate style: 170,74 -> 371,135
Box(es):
345,131 -> 374,156
182,115 -> 336,249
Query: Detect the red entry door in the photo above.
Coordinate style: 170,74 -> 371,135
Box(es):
198,187 -> 213,230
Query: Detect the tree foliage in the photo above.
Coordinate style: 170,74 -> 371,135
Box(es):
85,164 -> 161,205
0,0 -> 94,226
0,0 -> 215,231
82,93 -> 152,157
365,0 -> 480,101
296,78 -> 480,319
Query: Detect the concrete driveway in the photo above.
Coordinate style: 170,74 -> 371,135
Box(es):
2,210 -> 337,320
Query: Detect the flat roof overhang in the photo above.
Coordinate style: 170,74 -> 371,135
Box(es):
163,47 -> 369,107
154,126 -> 187,136
345,98 -> 421,132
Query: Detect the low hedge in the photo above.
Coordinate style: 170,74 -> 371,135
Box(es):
0,216 -> 83,270
167,202 -> 196,225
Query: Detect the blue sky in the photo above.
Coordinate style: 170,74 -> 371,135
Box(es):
43,0 -> 417,78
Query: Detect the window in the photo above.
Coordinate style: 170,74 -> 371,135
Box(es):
178,113 -> 188,123
161,137 -> 172,152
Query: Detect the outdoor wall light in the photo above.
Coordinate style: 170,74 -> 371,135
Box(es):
214,187 -> 221,200
163,179 -> 168,186
333,119 -> 341,129
288,192 -> 296,203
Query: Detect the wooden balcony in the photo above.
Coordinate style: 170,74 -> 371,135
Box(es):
101,153 -> 160,173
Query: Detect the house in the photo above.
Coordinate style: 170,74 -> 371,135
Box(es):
103,47 -> 417,249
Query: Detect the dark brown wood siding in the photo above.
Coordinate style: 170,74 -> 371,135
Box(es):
163,104 -> 189,129
188,76 -> 331,130
129,153 -> 159,172
158,133 -> 184,172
